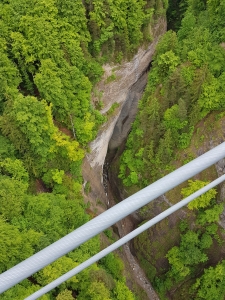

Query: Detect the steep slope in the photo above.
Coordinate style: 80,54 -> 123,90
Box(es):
111,1 -> 225,299
0,0 -> 168,299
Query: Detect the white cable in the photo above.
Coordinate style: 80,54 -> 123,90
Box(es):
25,173 -> 225,299
1,142 -> 225,293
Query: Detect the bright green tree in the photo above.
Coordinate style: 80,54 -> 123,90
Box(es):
0,158 -> 29,183
0,135 -> 15,159
197,203 -> 224,225
0,45 -> 21,109
13,193 -> 88,246
157,50 -> 180,77
192,260 -> 225,300
0,176 -> 27,220
56,289 -> 74,300
86,281 -> 111,300
34,256 -> 78,289
0,218 -> 42,273
100,253 -> 124,281
113,281 -> 135,300
166,230 -> 210,282
1,279 -> 50,300
181,180 -> 217,210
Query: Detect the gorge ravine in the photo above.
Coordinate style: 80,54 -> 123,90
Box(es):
82,17 -> 167,299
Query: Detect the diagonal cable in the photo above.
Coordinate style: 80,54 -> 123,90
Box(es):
0,142 -> 225,294
25,173 -> 225,300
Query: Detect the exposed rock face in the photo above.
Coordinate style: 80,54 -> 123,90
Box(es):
83,17 -> 167,210
82,18 -> 166,299
86,18 -> 167,175
108,70 -> 147,152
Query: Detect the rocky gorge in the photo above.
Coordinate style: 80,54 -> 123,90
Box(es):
81,8 -> 225,298
82,17 -> 166,299
83,16 -> 166,209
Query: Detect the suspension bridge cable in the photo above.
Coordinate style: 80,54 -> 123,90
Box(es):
1,142 -> 225,293
25,173 -> 225,300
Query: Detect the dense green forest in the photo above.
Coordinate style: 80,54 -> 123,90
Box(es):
2,0 -> 225,299
0,0 -> 168,299
118,0 -> 225,299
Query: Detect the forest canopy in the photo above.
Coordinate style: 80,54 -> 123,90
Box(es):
119,0 -> 225,299
0,0 -> 169,299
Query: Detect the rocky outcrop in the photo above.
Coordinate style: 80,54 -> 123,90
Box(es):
82,17 -> 166,300
86,18 -> 167,175
108,70 -> 147,152
83,17 -> 167,213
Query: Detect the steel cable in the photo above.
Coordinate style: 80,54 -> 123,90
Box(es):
1,142 -> 225,294
25,173 -> 225,299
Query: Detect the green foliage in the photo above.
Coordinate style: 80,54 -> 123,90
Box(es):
197,203 -> 224,225
104,229 -> 113,239
118,14 -> 223,188
42,169 -> 65,186
34,256 -> 78,289
157,50 -> 180,77
1,94 -> 85,174
0,158 -> 29,183
4,95 -> 56,160
179,220 -> 189,232
163,104 -> 187,131
105,73 -> 117,83
154,30 -> 180,57
12,193 -> 88,246
139,257 -> 157,281
118,147 -> 144,187
86,0 -> 159,59
177,11 -> 196,40
180,65 -> 195,85
118,1 -> 225,298
0,0 -> 106,149
85,281 -> 111,300
56,289 -> 74,300
0,46 -> 21,110
0,218 -> 42,273
0,175 -> 27,220
181,180 -> 217,210
1,279 -> 50,300
191,260 -> 225,300
167,0 -> 188,31
84,181 -> 91,194
100,253 -> 124,280
207,0 -> 225,42
155,129 -> 174,166
113,280 -> 135,300
119,0 -> 225,189
106,102 -> 120,116
0,135 -> 15,159
0,0 -> 157,299
0,147 -> 29,222
205,223 -> 219,236
166,231 -> 209,278
89,268 -> 116,291
198,73 -> 225,116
